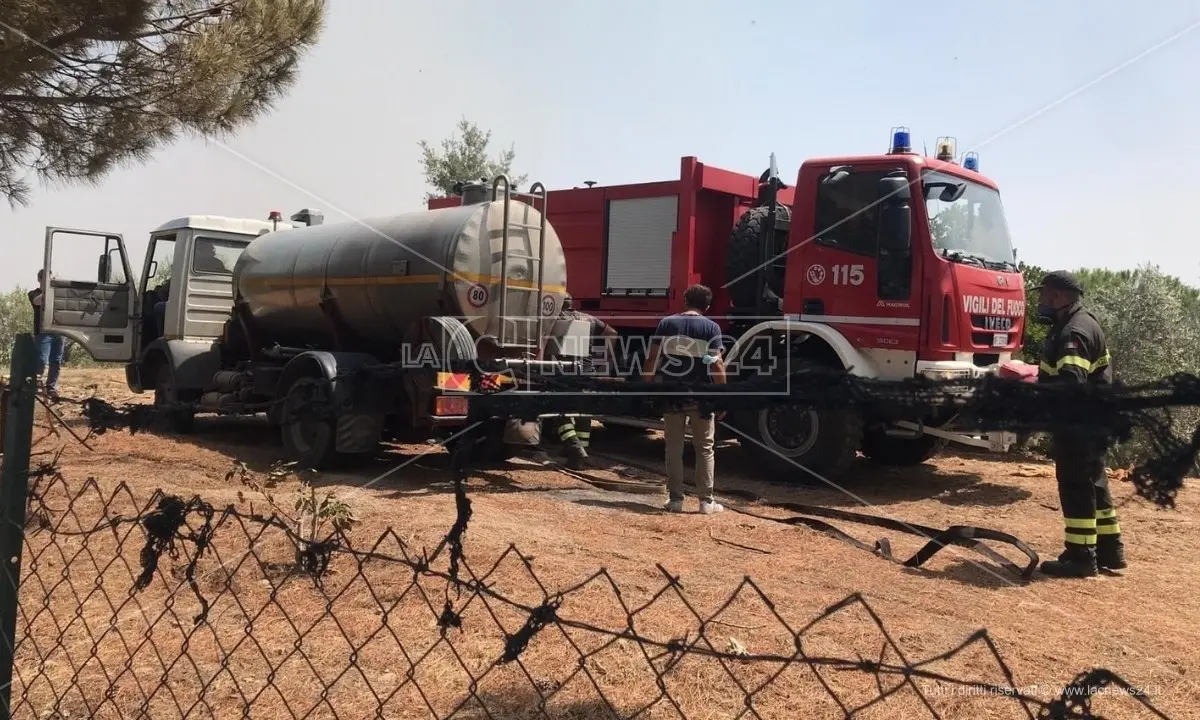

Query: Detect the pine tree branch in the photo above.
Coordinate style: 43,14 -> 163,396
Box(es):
0,93 -> 137,106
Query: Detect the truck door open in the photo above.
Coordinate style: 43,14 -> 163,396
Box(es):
41,227 -> 136,362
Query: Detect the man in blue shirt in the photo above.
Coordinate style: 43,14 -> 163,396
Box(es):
641,284 -> 727,514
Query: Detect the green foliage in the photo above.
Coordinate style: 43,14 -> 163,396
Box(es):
230,460 -> 357,574
0,286 -> 94,368
1017,262 -> 1047,362
418,118 -> 526,201
0,0 -> 326,206
0,288 -> 34,367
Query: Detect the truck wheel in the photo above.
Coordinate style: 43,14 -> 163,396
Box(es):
725,204 -> 791,310
861,429 -> 947,467
153,366 -> 195,434
738,400 -> 862,482
280,378 -> 339,469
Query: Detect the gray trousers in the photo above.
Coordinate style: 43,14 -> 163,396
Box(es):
664,408 -> 716,502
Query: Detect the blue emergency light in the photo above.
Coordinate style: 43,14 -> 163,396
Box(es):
963,152 -> 979,171
890,126 -> 912,154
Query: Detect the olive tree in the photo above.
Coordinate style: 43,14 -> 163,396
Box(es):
0,0 -> 326,206
418,118 -> 526,201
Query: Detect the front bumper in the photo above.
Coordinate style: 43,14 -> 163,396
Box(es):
909,356 -> 1032,452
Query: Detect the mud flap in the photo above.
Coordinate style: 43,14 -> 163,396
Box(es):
335,413 -> 384,454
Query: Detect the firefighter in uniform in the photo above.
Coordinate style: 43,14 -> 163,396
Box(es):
549,295 -> 617,469
1034,270 -> 1126,578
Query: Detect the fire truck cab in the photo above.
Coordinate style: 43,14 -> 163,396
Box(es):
431,129 -> 1031,480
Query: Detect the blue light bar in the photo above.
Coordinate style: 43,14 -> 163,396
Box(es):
890,126 -> 911,154
963,152 -> 979,171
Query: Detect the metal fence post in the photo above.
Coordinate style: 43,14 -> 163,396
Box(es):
0,334 -> 38,720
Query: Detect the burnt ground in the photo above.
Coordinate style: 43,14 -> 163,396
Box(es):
8,367 -> 1199,719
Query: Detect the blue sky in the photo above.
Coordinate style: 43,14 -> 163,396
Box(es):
6,1 -> 1200,288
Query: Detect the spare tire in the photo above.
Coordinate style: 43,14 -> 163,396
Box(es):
725,204 -> 791,311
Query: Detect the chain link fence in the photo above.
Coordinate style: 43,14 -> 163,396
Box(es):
6,464 -> 1167,720
0,334 -> 1179,718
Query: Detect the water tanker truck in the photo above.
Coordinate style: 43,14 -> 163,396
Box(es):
39,179 -> 576,467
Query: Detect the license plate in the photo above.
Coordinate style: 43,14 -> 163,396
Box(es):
992,333 -> 1009,347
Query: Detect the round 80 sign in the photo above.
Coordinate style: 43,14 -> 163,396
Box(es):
466,283 -> 489,308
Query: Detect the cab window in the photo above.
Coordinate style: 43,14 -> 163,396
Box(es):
192,237 -> 247,276
813,170 -> 891,257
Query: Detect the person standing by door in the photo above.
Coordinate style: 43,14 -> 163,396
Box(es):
28,269 -> 65,399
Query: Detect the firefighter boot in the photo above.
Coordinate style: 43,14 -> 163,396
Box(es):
1040,545 -> 1099,578
563,443 -> 589,471
1096,535 -> 1127,570
1095,508 -> 1125,570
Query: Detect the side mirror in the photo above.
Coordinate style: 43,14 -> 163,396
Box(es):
97,253 -> 110,283
923,181 -> 966,203
878,175 -> 912,202
821,165 -> 853,186
879,205 -> 912,253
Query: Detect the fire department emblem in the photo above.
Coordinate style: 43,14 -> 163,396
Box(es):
806,264 -> 826,286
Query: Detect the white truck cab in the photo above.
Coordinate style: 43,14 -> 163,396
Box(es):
40,212 -> 309,404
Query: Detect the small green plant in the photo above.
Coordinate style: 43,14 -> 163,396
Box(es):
229,460 -> 357,575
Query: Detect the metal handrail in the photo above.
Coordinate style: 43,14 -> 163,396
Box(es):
491,175 -> 513,345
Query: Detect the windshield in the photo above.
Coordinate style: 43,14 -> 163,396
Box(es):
193,237 -> 248,276
923,170 -> 1016,270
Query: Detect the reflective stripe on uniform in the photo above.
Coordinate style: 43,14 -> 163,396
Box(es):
557,422 -> 578,441
1064,517 -> 1097,546
1039,350 -> 1111,376
1096,507 -> 1121,535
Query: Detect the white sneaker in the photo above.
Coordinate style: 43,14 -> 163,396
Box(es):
699,500 -> 724,515
663,498 -> 685,513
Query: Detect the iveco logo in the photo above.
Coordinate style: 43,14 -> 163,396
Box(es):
996,275 -> 1009,287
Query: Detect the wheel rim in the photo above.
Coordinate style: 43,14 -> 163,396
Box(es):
758,404 -> 820,456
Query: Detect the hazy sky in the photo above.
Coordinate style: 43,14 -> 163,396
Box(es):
6,1 -> 1200,289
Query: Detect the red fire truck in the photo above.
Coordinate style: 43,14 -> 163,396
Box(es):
430,129 -> 1032,479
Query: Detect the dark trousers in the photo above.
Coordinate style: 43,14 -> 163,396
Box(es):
1051,431 -> 1119,547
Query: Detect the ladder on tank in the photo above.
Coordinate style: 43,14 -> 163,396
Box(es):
492,175 -> 550,349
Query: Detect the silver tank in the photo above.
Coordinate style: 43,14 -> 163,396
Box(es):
234,198 -> 568,352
